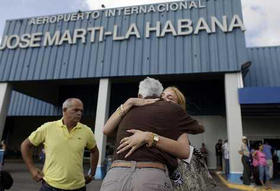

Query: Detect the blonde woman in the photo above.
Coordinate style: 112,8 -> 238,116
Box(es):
156,87 -> 215,191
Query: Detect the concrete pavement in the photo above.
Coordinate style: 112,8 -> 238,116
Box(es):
2,160 -> 237,191
2,160 -> 102,191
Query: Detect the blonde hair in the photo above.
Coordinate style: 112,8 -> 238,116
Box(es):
165,86 -> 186,111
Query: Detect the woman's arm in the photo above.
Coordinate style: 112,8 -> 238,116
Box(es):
103,98 -> 159,135
154,133 -> 189,159
102,102 -> 131,136
117,130 -> 190,159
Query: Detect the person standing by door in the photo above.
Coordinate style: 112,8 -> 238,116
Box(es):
215,139 -> 223,170
222,140 -> 230,179
238,136 -> 251,185
263,141 -> 273,179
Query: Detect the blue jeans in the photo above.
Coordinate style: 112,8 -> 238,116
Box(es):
40,181 -> 86,191
0,150 -> 5,165
225,159 -> 230,178
259,165 -> 269,181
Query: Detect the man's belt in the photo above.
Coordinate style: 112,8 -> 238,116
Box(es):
111,161 -> 166,171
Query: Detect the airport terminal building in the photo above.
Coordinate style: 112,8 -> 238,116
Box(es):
0,0 -> 279,181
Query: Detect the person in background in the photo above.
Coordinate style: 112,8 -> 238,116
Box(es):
251,147 -> 261,185
104,145 -> 114,175
39,148 -> 45,164
0,140 -> 7,168
272,150 -> 279,179
263,141 -> 273,179
222,139 -> 229,179
238,136 -> 251,185
21,98 -> 99,191
215,139 -> 223,171
200,143 -> 208,166
253,143 -> 271,189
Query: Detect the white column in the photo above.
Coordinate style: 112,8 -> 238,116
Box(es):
94,78 -> 111,179
0,83 -> 12,140
224,73 -> 243,174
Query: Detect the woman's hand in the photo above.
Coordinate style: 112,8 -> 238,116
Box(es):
117,129 -> 152,158
103,98 -> 159,136
124,98 -> 160,108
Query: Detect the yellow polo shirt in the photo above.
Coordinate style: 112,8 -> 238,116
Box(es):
29,119 -> 96,190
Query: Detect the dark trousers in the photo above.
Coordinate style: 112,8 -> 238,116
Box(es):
216,155 -> 222,170
40,181 -> 86,191
241,156 -> 251,185
225,159 -> 230,178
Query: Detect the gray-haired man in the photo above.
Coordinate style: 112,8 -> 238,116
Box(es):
100,77 -> 202,191
21,98 -> 99,191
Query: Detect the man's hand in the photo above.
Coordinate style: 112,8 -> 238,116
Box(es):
117,129 -> 150,158
85,174 -> 94,184
21,139 -> 43,182
30,167 -> 44,182
88,146 -> 98,184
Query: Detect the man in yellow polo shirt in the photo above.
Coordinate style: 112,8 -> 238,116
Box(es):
21,98 -> 99,191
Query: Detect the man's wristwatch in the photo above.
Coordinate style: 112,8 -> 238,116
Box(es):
152,133 -> 160,147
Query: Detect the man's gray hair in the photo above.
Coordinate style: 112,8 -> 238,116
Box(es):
138,77 -> 163,98
62,98 -> 81,109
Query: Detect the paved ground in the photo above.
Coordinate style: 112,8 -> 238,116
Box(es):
2,160 -> 238,191
2,161 -> 102,191
212,173 -> 240,191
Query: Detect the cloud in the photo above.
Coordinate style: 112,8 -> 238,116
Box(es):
85,0 -> 176,10
0,0 -> 90,43
241,0 -> 280,47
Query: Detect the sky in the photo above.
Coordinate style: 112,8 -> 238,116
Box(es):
0,0 -> 279,47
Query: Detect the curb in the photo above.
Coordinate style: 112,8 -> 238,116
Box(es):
215,172 -> 280,191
